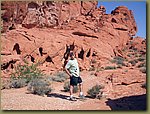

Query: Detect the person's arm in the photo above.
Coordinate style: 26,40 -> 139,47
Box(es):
65,68 -> 72,77
64,60 -> 72,77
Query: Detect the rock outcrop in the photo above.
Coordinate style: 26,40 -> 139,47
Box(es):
1,1 -> 144,77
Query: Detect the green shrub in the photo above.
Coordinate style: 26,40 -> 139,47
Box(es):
129,50 -> 134,52
1,79 -> 12,89
89,67 -> 95,71
96,68 -> 104,72
52,71 -> 68,82
110,59 -> 116,63
132,47 -> 138,52
11,62 -> 44,83
11,78 -> 27,88
111,56 -> 125,66
138,54 -> 143,57
135,54 -> 139,57
116,60 -> 125,66
117,65 -> 122,69
122,48 -> 126,52
87,84 -> 104,99
63,81 -> 78,93
129,59 -> 138,66
27,77 -> 52,96
63,81 -> 70,92
105,66 -> 116,70
137,57 -> 145,62
127,54 -> 132,57
124,70 -> 128,72
114,56 -> 125,61
140,67 -> 146,73
137,62 -> 146,68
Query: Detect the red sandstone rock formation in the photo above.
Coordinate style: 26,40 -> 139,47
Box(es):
1,1 -> 145,77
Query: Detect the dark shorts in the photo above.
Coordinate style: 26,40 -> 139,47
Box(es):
70,76 -> 82,86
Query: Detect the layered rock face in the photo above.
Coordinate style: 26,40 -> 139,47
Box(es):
1,1 -> 144,77
1,1 -> 137,34
111,6 -> 137,36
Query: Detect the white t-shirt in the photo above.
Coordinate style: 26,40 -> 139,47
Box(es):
65,58 -> 80,77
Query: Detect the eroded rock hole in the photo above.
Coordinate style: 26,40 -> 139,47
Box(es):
63,43 -> 75,60
63,45 -> 70,60
39,47 -> 43,56
45,1 -> 55,7
9,24 -> 15,30
86,48 -> 91,57
92,51 -> 97,57
72,32 -> 98,38
123,13 -> 127,16
134,26 -> 137,31
31,56 -> 35,63
78,48 -> 84,59
70,42 -> 75,51
111,18 -> 117,23
129,46 -> 134,49
46,56 -> 54,64
1,60 -> 16,70
28,2 -> 39,10
13,43 -> 21,54
10,64 -> 14,69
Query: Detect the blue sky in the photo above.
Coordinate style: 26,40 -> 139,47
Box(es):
97,1 -> 146,38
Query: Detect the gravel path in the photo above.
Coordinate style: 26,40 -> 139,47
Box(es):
1,71 -> 110,110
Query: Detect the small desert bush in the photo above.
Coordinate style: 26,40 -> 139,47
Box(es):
127,54 -> 133,57
87,84 -> 104,99
129,59 -> 138,66
105,66 -> 116,70
11,62 -> 44,83
124,70 -> 128,72
96,67 -> 104,72
114,56 -> 125,61
122,48 -> 126,52
137,57 -> 145,62
63,81 -> 78,93
129,50 -> 134,52
140,67 -> 146,73
63,81 -> 70,92
111,56 -> 125,66
27,77 -> 52,96
10,78 -> 27,88
135,54 -> 139,57
132,47 -> 138,52
137,62 -> 146,68
138,54 -> 143,57
117,65 -> 122,69
52,71 -> 68,82
1,79 -> 12,90
89,66 -> 95,71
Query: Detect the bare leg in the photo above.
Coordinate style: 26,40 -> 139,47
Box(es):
70,85 -> 74,97
78,83 -> 85,99
79,83 -> 83,93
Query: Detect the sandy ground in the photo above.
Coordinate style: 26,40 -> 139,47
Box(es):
1,70 -> 146,110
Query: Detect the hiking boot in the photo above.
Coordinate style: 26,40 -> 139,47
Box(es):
67,97 -> 77,101
79,95 -> 86,100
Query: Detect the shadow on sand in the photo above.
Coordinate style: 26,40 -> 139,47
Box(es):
47,93 -> 70,100
47,93 -> 89,101
105,94 -> 146,110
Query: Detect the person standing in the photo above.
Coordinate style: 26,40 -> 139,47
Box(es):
65,51 -> 85,101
